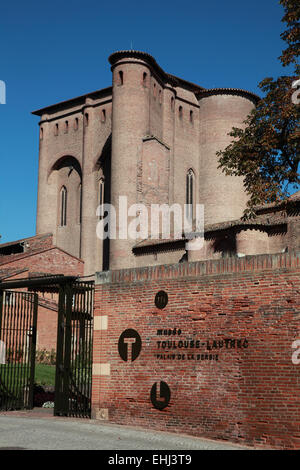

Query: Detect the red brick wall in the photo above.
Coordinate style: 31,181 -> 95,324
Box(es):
0,247 -> 84,351
36,297 -> 58,351
92,251 -> 300,449
0,247 -> 83,276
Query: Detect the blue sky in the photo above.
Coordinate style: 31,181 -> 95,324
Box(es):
0,0 -> 293,243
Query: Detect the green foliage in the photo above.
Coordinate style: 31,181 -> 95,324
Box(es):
35,349 -> 56,365
217,0 -> 300,218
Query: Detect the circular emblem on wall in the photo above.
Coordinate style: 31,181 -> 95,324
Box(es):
155,290 -> 168,309
118,329 -> 142,362
150,381 -> 171,410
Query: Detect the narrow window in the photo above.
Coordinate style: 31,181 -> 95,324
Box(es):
64,120 -> 69,133
153,82 -> 156,98
54,123 -> 59,136
190,110 -> 193,123
84,113 -> 89,127
179,106 -> 183,119
78,183 -> 82,224
98,178 -> 105,219
40,127 -> 43,140
186,169 -> 194,222
74,117 -> 79,130
118,70 -> 123,85
159,89 -> 162,104
143,72 -> 147,87
101,109 -> 106,123
60,186 -> 67,226
171,97 -> 175,111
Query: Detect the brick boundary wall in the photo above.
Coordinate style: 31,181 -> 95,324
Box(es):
92,252 -> 300,449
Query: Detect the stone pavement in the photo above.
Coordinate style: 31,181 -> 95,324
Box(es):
0,410 -> 257,450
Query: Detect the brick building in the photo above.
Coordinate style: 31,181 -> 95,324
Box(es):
0,51 -> 299,447
32,50 -> 299,276
0,233 -> 83,350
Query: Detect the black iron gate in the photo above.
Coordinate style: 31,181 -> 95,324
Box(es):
0,290 -> 38,411
0,276 -> 94,418
54,281 -> 94,418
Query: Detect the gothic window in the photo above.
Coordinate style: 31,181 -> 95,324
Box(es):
98,178 -> 105,219
60,186 -> 67,226
78,183 -> 82,224
186,169 -> 194,221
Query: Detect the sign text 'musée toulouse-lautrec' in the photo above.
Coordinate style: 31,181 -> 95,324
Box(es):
155,328 -> 248,361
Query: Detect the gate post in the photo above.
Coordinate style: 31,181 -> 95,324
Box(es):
54,284 -> 66,415
27,293 -> 38,409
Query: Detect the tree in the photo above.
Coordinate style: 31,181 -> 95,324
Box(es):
217,0 -> 300,218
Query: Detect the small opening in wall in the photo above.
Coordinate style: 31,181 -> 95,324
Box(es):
143,72 -> 147,87
78,183 -> 82,224
171,97 -> 175,111
190,110 -> 193,123
118,70 -> 123,85
101,109 -> 106,123
159,89 -> 162,104
64,120 -> 69,133
179,106 -> 183,119
40,127 -> 43,140
85,113 -> 89,127
54,123 -> 59,136
153,82 -> 156,98
74,117 -> 79,130
60,186 -> 67,227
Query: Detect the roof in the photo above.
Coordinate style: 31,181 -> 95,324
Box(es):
196,87 -> 260,104
32,51 -> 259,116
132,202 -> 297,254
108,50 -> 205,92
0,268 -> 29,280
0,233 -> 52,250
32,87 -> 112,116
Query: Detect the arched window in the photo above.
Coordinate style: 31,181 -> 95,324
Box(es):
60,186 -> 67,226
84,113 -> 89,127
118,70 -> 123,85
74,117 -> 79,130
98,178 -> 105,219
64,120 -> 69,133
186,169 -> 194,222
54,123 -> 59,136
